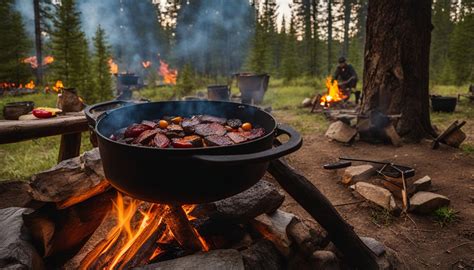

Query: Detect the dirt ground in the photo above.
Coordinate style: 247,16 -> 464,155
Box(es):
271,114 -> 474,269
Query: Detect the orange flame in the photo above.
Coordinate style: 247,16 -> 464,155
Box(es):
25,80 -> 35,89
320,77 -> 347,106
52,80 -> 64,92
82,193 -> 208,269
23,55 -> 54,68
159,60 -> 178,85
109,59 -> 118,74
142,61 -> 152,69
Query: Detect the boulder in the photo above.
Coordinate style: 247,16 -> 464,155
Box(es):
302,98 -> 313,107
251,210 -> 296,256
342,165 -> 376,184
350,182 -> 398,212
134,249 -> 244,270
0,207 -> 43,269
413,176 -> 432,192
360,237 -> 386,256
409,192 -> 450,214
325,121 -> 357,143
241,240 -> 285,270
0,181 -> 33,209
310,250 -> 340,270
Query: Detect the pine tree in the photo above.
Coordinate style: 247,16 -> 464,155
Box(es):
0,0 -> 32,84
91,25 -> 113,103
50,0 -> 86,89
176,63 -> 194,97
78,38 -> 95,102
281,11 -> 299,82
430,0 -> 455,83
449,10 -> 474,84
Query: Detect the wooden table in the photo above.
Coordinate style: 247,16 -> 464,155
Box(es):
0,112 -> 90,162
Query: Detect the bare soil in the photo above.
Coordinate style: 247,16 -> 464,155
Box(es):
271,113 -> 474,269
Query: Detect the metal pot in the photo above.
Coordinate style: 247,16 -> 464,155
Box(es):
431,95 -> 457,113
3,101 -> 35,120
207,85 -> 230,101
85,100 -> 302,204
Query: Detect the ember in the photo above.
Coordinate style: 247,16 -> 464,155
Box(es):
108,59 -> 118,74
320,77 -> 347,106
159,60 -> 178,85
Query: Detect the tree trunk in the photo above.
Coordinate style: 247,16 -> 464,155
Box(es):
342,0 -> 351,57
327,0 -> 333,74
362,0 -> 435,141
33,0 -> 43,85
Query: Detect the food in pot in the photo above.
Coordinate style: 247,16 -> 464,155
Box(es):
111,114 -> 265,148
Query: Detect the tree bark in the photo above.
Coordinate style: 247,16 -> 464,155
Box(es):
362,0 -> 435,141
327,0 -> 333,74
33,0 -> 43,85
342,0 -> 351,57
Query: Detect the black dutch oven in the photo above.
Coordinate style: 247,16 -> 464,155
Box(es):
431,95 -> 457,113
85,100 -> 302,204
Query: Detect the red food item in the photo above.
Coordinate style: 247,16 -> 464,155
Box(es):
141,120 -> 157,129
172,135 -> 203,148
227,132 -> 247,144
124,124 -> 152,138
32,109 -> 53,118
200,115 -> 227,125
182,117 -> 201,134
205,135 -> 234,146
133,129 -> 160,145
241,128 -> 265,140
153,133 -> 170,148
194,123 -> 227,137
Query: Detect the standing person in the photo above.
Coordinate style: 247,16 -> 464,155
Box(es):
333,57 -> 360,104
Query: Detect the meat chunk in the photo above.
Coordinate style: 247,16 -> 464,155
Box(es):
226,118 -> 242,129
166,124 -> 185,138
133,129 -> 160,145
194,123 -> 227,137
199,115 -> 227,125
204,135 -> 234,146
171,135 -> 203,148
241,127 -> 265,140
227,132 -> 247,144
152,133 -> 171,148
124,124 -> 153,138
182,116 -> 201,134
141,120 -> 157,129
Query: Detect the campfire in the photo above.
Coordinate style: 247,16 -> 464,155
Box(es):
159,60 -> 178,85
142,61 -> 152,69
52,80 -> 64,92
23,55 -> 54,68
320,77 -> 347,107
108,59 -> 119,74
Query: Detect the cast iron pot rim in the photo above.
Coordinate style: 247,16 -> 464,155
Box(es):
5,101 -> 34,106
94,100 -> 278,152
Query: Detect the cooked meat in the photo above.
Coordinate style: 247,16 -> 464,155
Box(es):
182,116 -> 201,134
194,123 -> 227,137
241,127 -> 265,140
172,135 -> 203,148
204,135 -> 234,146
200,115 -> 227,125
141,120 -> 157,129
227,132 -> 247,144
124,124 -> 153,138
133,129 -> 160,145
226,118 -> 242,129
152,133 -> 171,148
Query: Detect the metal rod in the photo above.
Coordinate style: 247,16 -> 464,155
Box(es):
339,157 -> 393,165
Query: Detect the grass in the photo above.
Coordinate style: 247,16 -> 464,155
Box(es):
370,208 -> 395,226
433,206 -> 459,227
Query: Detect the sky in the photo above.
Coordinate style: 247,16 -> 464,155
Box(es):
276,0 -> 292,29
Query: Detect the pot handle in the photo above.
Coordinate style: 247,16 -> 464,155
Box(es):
193,123 -> 302,165
85,100 -> 133,129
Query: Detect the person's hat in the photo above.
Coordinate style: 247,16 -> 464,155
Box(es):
338,56 -> 346,63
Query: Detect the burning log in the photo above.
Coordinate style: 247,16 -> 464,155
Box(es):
166,205 -> 207,252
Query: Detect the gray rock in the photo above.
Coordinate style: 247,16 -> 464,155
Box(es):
360,237 -> 386,256
0,207 -> 43,270
413,175 -> 432,192
409,192 -> 450,214
80,148 -> 104,177
350,182 -> 398,212
310,250 -> 340,270
325,121 -> 357,143
302,98 -> 313,107
241,240 -> 285,270
342,165 -> 376,184
0,181 -> 32,209
212,180 -> 285,222
134,249 -> 244,270
252,210 -> 296,256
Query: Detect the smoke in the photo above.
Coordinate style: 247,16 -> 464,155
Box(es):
14,0 -> 35,37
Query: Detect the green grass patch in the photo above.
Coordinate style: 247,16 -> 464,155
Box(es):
370,208 -> 394,226
0,133 -> 93,181
433,206 -> 459,227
